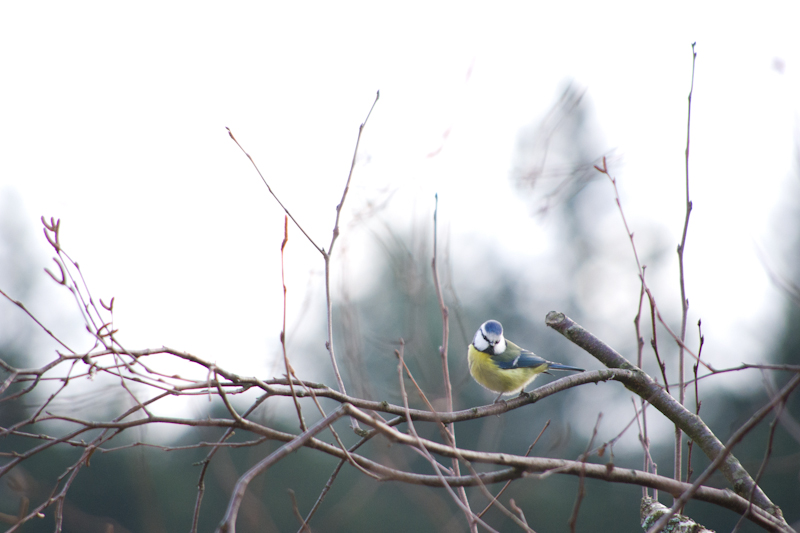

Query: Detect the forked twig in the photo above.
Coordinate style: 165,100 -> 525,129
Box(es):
323,91 -> 380,431
227,91 -> 380,433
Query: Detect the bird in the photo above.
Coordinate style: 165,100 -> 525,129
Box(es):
468,319 -> 584,402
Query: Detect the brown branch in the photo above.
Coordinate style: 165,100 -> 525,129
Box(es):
216,406 -> 348,533
545,311 -> 782,518
297,411 -> 400,532
2,368 -> 789,532
647,374 -> 800,533
190,396 -> 269,533
339,404 -> 789,532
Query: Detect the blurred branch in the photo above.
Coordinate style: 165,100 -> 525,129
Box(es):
757,244 -> 800,307
430,193 -> 474,527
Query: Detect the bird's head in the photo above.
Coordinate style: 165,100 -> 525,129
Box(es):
473,319 -> 507,355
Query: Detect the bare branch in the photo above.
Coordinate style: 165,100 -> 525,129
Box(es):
545,311 -> 781,516
647,374 -> 800,533
216,406 -> 348,533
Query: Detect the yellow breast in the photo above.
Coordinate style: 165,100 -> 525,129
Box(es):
467,344 -> 544,395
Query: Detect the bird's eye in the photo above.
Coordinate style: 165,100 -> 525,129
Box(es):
481,332 -> 493,345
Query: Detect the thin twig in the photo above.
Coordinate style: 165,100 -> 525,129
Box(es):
568,413 -> 602,532
288,489 -> 312,533
429,193 -> 472,524
395,345 -> 494,533
674,40 -> 698,496
280,215 -> 306,431
686,319 -> 705,484
322,91 -> 380,431
632,398 -> 657,500
478,420 -> 551,519
645,288 -> 670,392
633,267 -> 652,495
226,128 -> 323,253
0,287 -> 76,355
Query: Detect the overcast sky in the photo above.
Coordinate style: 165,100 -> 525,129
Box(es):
1,2 -> 799,404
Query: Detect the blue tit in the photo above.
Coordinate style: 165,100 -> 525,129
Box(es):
468,319 -> 583,402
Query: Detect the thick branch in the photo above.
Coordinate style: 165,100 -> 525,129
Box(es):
545,311 -> 781,518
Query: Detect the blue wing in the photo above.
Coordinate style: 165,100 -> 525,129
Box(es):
494,350 -> 583,372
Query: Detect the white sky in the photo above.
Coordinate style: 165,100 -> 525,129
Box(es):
1,1 -> 799,411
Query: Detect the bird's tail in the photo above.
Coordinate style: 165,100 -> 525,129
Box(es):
548,363 -> 584,372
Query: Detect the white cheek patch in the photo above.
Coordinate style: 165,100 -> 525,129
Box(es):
496,339 -> 507,354
473,334 -> 489,351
